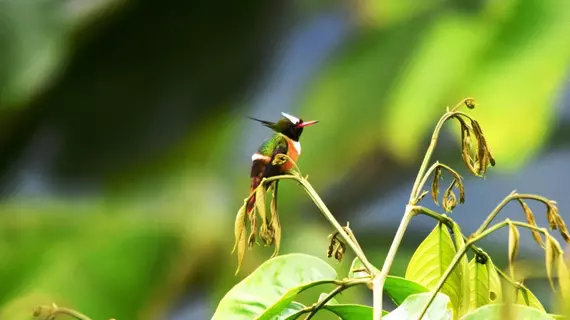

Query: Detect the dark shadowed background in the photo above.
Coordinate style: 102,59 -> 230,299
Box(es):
1,0 -> 569,319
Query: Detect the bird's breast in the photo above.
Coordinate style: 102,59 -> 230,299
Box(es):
284,139 -> 301,170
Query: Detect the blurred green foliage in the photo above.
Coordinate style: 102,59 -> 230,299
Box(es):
0,0 -> 569,318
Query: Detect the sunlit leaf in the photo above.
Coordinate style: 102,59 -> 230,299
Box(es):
279,302 -> 305,319
486,257 -> 502,304
405,223 -> 464,310
461,303 -> 554,320
516,287 -> 545,312
349,257 -> 428,305
468,258 -> 490,311
507,223 -> 520,278
384,292 -> 452,320
452,223 -> 470,316
212,254 -> 337,320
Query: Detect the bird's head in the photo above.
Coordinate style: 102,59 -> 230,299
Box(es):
248,112 -> 318,141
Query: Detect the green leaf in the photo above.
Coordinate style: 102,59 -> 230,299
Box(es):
516,287 -> 545,312
486,257 -> 502,304
461,304 -> 554,320
212,253 -> 337,320
468,258 -> 490,311
349,257 -> 429,305
384,292 -> 452,320
452,223 -> 470,316
405,223 -> 465,311
279,302 -> 305,319
321,304 -> 375,319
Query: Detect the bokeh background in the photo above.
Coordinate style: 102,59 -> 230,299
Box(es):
1,0 -> 570,319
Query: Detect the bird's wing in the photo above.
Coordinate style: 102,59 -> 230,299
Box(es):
248,135 -> 288,213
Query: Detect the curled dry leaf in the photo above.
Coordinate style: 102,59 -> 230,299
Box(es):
442,179 -> 458,212
456,178 -> 465,204
270,183 -> 281,257
432,166 -> 443,205
516,199 -> 543,247
471,119 -> 496,176
464,98 -> 476,109
546,201 -> 570,242
555,214 -> 570,243
508,223 -> 520,278
327,231 -> 347,263
456,116 -> 477,176
248,212 -> 257,247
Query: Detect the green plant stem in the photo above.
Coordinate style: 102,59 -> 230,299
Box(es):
474,192 -> 554,235
409,110 -> 471,203
34,305 -> 93,320
296,178 -> 375,273
374,205 -> 416,320
305,286 -> 345,320
414,162 -> 463,201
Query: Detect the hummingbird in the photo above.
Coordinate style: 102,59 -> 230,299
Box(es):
247,112 -> 318,213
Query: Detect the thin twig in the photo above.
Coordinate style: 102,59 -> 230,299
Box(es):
474,192 -> 554,235
285,279 -> 369,320
33,305 -> 93,320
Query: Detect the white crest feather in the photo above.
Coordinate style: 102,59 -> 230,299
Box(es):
281,112 -> 300,124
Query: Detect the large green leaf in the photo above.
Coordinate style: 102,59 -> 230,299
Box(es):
469,258 -> 490,311
384,292 -> 452,320
487,258 -> 502,304
406,223 -> 465,311
349,257 -> 429,305
452,224 -> 470,316
461,304 -> 554,320
212,253 -> 337,320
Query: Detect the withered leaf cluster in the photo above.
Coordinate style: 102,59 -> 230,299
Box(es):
545,200 -> 570,242
431,166 -> 465,213
327,230 -> 347,262
233,181 -> 282,274
453,109 -> 495,177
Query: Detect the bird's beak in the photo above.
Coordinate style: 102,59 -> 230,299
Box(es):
297,120 -> 318,128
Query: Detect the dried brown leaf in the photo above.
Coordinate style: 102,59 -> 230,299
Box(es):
256,183 -> 267,227
471,119 -> 495,175
546,201 -> 559,230
456,116 -> 478,176
248,211 -> 257,247
442,179 -> 457,212
517,199 -> 543,247
270,183 -> 281,257
555,214 -> 570,243
456,178 -> 465,204
508,223 -> 520,278
432,166 -> 443,205
465,98 -> 476,109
